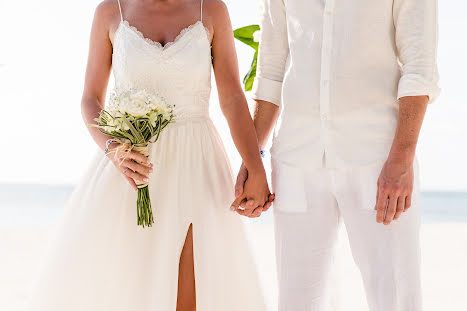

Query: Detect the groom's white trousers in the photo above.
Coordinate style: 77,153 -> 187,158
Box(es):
271,157 -> 422,311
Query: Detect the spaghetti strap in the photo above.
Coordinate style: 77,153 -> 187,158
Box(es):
117,0 -> 123,21
200,0 -> 203,22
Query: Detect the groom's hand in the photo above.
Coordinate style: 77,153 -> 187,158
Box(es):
374,156 -> 414,225
374,96 -> 428,225
232,163 -> 275,218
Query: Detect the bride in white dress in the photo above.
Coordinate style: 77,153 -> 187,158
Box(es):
25,0 -> 273,310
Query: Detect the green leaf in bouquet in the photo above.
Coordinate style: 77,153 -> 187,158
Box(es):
113,130 -> 133,142
95,128 -> 115,138
148,122 -> 155,140
122,117 -> 144,143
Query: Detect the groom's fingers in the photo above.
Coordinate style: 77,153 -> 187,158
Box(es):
262,201 -> 272,212
249,206 -> 263,218
375,192 -> 388,224
262,193 -> 275,211
384,195 -> 398,225
393,196 -> 405,220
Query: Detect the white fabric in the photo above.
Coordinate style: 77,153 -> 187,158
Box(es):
25,8 -> 266,311
117,0 -> 123,21
252,0 -> 440,169
271,157 -> 422,311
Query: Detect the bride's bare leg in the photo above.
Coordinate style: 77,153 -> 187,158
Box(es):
177,224 -> 196,311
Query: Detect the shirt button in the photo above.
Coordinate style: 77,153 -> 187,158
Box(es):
322,113 -> 329,120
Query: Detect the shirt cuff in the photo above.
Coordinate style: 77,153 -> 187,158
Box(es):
251,76 -> 283,106
397,74 -> 441,104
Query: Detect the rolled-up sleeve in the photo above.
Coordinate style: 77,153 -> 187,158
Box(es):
393,0 -> 440,103
251,0 -> 289,106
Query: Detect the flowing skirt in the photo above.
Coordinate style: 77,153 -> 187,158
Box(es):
25,118 -> 266,311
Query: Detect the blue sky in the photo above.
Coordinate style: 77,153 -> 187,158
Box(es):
0,0 -> 465,191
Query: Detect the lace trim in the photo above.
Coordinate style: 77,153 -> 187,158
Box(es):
121,20 -> 209,51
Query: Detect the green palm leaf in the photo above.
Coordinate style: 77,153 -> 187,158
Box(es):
233,25 -> 260,91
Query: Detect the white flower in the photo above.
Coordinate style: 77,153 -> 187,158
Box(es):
108,117 -> 129,131
253,30 -> 261,43
103,126 -> 114,133
118,90 -> 152,117
108,88 -> 173,124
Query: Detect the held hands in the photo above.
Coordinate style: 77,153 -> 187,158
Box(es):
231,163 -> 275,218
106,141 -> 154,190
374,156 -> 414,225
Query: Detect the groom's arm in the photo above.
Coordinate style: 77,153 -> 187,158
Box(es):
250,0 -> 289,149
250,0 -> 289,107
375,96 -> 428,225
233,0 -> 288,214
252,101 -> 280,150
375,0 -> 440,225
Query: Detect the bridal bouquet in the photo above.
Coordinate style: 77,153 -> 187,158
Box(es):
89,88 -> 174,227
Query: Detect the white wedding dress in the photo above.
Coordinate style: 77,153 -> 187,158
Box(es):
25,1 -> 266,310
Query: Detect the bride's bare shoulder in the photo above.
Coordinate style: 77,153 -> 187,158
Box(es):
90,0 -> 122,39
203,0 -> 231,27
93,0 -> 121,25
204,0 -> 229,14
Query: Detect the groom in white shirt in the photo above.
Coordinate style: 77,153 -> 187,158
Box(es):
232,0 -> 440,310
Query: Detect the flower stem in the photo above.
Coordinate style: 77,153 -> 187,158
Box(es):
137,186 -> 154,227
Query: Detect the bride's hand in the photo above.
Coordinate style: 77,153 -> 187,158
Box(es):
231,170 -> 271,217
106,142 -> 154,190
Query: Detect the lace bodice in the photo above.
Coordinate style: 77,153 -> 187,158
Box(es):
110,1 -> 212,121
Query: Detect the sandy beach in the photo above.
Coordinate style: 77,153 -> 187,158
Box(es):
1,222 -> 466,311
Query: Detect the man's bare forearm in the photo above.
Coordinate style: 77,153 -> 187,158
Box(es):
253,100 -> 280,149
388,95 -> 429,163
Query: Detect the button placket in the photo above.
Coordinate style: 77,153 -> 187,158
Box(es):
320,0 -> 335,120
320,0 -> 336,167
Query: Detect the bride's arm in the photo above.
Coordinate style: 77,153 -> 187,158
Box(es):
208,1 -> 270,216
81,2 -> 114,151
80,1 -> 151,189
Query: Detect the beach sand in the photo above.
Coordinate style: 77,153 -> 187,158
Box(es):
1,223 -> 466,311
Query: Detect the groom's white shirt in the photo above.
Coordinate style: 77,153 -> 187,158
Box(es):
252,0 -> 440,168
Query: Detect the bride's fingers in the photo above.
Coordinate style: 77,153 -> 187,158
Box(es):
230,195 -> 246,211
115,151 -> 153,167
122,166 -> 148,183
122,150 -> 152,165
240,199 -> 255,210
123,159 -> 153,176
237,207 -> 254,217
236,199 -> 258,217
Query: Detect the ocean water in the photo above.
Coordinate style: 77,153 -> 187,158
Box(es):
0,183 -> 466,226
